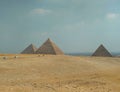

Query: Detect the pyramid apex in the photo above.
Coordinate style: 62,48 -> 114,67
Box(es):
100,44 -> 104,47
30,43 -> 34,46
29,44 -> 36,48
99,44 -> 105,48
47,38 -> 52,41
48,38 -> 50,40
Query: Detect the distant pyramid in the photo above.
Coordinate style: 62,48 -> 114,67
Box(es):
21,44 -> 37,54
92,44 -> 112,57
36,38 -> 64,55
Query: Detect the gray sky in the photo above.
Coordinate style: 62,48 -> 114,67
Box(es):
0,0 -> 120,53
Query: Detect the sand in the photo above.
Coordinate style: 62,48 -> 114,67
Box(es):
0,54 -> 120,92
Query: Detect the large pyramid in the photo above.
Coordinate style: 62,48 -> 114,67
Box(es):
92,44 -> 112,57
21,44 -> 37,54
36,38 -> 64,55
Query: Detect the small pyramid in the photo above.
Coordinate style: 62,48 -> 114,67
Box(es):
92,44 -> 112,57
21,44 -> 37,54
36,38 -> 64,55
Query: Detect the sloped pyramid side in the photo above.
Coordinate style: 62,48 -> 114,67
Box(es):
36,38 -> 64,55
21,44 -> 38,54
92,44 -> 112,57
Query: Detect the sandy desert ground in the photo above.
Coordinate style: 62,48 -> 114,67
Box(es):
0,54 -> 120,92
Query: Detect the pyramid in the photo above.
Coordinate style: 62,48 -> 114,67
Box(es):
21,44 -> 37,54
36,38 -> 64,55
92,44 -> 112,57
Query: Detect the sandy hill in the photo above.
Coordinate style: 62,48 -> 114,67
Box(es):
0,54 -> 120,92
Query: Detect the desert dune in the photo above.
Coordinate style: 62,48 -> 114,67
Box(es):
0,54 -> 120,92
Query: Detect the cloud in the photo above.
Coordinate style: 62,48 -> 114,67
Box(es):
106,13 -> 119,19
30,8 -> 52,15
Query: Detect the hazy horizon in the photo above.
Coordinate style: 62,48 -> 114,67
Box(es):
0,0 -> 120,53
